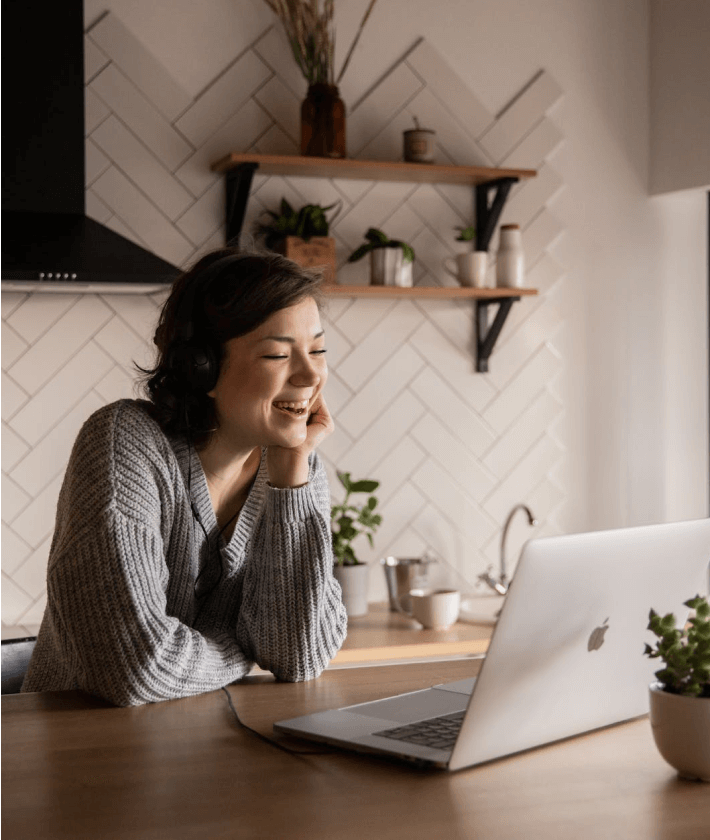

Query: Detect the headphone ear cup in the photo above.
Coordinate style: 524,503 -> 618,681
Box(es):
189,345 -> 218,393
168,343 -> 218,394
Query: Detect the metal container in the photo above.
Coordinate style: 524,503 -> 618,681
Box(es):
380,556 -> 437,612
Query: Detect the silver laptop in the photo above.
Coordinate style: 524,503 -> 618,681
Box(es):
275,519 -> 710,771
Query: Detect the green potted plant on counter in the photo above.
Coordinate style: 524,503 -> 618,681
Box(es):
644,594 -> 710,781
331,471 -> 382,617
347,227 -> 415,287
255,198 -> 341,283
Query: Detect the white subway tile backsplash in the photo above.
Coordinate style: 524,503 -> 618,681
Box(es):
7,297 -> 113,395
8,343 -> 113,446
10,473 -> 63,550
338,390 -> 427,478
89,13 -> 192,122
337,344 -> 425,439
1,322 -> 28,369
411,412 -> 496,501
2,473 -> 32,524
176,50 -> 272,147
478,70 -> 563,164
1,373 -> 29,422
406,39 -> 493,141
410,366 -> 495,456
10,392 -> 104,498
1,524 -> 32,576
92,116 -> 194,220
2,423 -> 29,473
85,87 -> 110,134
86,139 -> 111,186
336,300 -> 424,391
84,35 -> 110,83
1,572 -> 33,626
91,65 -> 193,171
6,293 -> 78,345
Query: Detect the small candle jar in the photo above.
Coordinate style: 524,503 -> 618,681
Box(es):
403,128 -> 436,163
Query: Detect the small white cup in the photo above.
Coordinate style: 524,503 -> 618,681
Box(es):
443,251 -> 488,288
408,588 -> 461,630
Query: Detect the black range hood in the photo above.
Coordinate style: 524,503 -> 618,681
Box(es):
2,0 -> 180,291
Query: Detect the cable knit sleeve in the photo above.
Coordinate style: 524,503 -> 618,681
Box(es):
22,402 -> 254,707
235,452 -> 348,681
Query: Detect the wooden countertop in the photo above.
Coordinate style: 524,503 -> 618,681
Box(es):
3,659 -> 707,840
332,602 -> 492,665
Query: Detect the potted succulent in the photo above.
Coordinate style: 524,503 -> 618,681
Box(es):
442,225 -> 488,288
255,198 -> 341,283
347,227 -> 415,287
644,594 -> 710,781
331,471 -> 382,617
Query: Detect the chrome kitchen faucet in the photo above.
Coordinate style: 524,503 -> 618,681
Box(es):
478,504 -> 538,595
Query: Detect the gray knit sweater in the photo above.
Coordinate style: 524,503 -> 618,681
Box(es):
22,399 -> 347,706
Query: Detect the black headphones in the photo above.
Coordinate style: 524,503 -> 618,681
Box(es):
166,253 -> 244,395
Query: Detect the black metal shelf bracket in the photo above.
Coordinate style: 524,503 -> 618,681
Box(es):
475,177 -> 518,252
225,162 -> 259,245
476,296 -> 520,372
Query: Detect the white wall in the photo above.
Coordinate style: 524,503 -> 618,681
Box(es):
3,0 -> 708,629
650,0 -> 710,195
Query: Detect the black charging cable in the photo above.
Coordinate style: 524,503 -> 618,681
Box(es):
221,686 -> 337,757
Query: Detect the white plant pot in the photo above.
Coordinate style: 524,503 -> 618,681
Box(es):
370,248 -> 406,286
649,682 -> 710,781
333,564 -> 370,617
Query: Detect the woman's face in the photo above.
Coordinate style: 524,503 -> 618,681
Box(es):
207,296 -> 328,451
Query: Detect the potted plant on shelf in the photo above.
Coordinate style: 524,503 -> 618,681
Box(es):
331,471 -> 382,617
644,594 -> 710,781
262,0 -> 380,158
255,198 -> 341,283
347,227 -> 415,287
442,225 -> 488,288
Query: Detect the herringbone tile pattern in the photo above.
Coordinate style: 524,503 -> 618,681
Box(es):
1,15 -> 566,624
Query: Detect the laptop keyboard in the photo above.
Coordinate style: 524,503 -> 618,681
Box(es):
374,710 -> 465,751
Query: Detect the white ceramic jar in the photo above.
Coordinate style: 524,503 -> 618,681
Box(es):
495,224 -> 525,288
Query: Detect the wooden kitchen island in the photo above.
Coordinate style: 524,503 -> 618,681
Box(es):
3,658 -> 707,840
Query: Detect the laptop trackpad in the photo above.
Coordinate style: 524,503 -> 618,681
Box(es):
346,688 -> 468,723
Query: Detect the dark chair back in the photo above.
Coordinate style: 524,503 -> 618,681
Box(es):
1,637 -> 37,694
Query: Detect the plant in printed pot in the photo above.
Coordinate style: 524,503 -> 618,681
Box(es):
331,471 -> 382,617
644,594 -> 710,781
255,198 -> 341,283
347,227 -> 415,287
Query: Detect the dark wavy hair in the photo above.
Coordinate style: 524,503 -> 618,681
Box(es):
136,247 -> 324,443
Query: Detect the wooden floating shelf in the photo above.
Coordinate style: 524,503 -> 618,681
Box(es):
211,152 -> 536,186
321,285 -> 538,299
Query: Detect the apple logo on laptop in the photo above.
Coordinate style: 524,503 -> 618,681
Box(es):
587,618 -> 609,652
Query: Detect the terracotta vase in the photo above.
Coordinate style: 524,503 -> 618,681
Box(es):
301,84 -> 346,159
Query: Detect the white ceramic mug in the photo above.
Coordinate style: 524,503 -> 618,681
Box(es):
442,251 -> 488,288
407,588 -> 461,630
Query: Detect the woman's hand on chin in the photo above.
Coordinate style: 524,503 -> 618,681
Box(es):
267,396 -> 334,488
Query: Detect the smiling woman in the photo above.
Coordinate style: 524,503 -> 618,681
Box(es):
21,248 -> 347,706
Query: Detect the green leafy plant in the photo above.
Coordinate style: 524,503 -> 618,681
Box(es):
455,225 -> 476,242
644,594 -> 710,698
255,198 -> 341,250
331,471 -> 382,566
347,228 -> 415,265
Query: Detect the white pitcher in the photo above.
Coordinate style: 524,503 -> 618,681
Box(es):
495,224 -> 525,288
